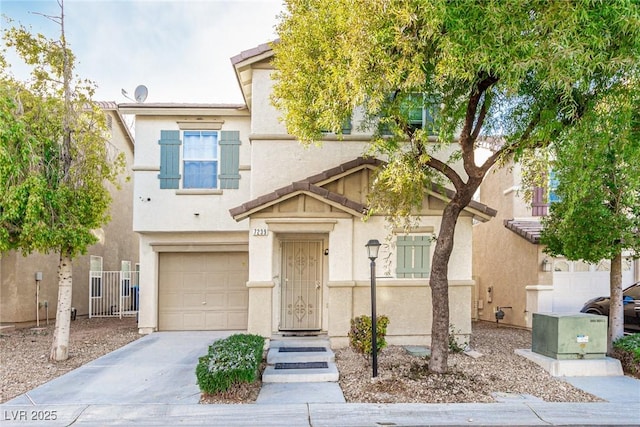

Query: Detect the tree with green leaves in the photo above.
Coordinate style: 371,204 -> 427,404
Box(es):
272,0 -> 640,372
541,82 -> 640,353
0,3 -> 125,361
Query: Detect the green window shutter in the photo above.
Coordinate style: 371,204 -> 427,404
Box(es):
341,117 -> 352,135
396,236 -> 431,278
158,130 -> 181,189
219,130 -> 241,189
396,236 -> 412,278
412,236 -> 431,278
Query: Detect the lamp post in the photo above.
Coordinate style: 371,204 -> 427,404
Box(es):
365,239 -> 381,378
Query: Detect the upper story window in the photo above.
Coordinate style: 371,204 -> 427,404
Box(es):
158,129 -> 241,191
406,95 -> 439,135
183,131 -> 219,189
531,170 -> 559,217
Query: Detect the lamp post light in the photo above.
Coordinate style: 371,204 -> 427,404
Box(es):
365,239 -> 381,378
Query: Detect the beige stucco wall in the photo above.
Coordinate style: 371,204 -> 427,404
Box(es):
131,115 -> 252,233
0,110 -> 138,325
472,160 -> 552,328
246,210 -> 476,346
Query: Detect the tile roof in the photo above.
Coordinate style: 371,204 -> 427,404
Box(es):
230,157 -> 498,222
503,219 -> 543,244
230,41 -> 277,65
229,157 -> 377,220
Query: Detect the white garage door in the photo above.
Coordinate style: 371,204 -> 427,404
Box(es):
552,258 -> 636,312
159,252 -> 248,331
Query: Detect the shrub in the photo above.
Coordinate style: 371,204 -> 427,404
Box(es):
612,333 -> 640,379
349,314 -> 390,356
196,333 -> 265,394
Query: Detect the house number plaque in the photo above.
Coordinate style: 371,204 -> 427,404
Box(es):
252,228 -> 268,236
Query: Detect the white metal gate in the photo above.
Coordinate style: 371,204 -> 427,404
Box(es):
89,270 -> 139,318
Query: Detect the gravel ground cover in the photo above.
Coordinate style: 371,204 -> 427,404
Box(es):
1,318 -> 604,404
0,317 -> 139,403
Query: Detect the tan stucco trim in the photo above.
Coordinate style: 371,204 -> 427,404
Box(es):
149,243 -> 248,252
327,281 -> 357,288
524,285 -> 554,291
132,165 -> 160,172
247,281 -> 276,288
177,120 -> 224,130
266,219 -> 338,233
392,226 -> 435,234
249,133 -> 373,142
352,279 -> 475,288
175,189 -> 224,195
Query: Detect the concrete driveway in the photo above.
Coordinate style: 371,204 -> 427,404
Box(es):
7,331 -> 238,405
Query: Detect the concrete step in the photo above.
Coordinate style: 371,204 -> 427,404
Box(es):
267,346 -> 335,364
256,382 -> 345,404
262,363 -> 339,383
269,337 -> 331,348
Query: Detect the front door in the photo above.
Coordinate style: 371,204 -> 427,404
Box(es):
280,240 -> 323,330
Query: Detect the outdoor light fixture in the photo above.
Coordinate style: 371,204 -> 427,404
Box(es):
541,258 -> 552,272
366,239 -> 381,260
365,239 -> 381,377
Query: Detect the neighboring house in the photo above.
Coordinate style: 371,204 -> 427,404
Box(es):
0,102 -> 139,325
120,42 -> 496,347
472,158 -> 640,329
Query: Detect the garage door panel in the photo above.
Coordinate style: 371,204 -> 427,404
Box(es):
183,312 -> 206,330
183,292 -> 205,308
159,252 -> 249,331
227,312 -> 248,329
205,292 -> 228,308
205,312 -> 227,329
228,292 -> 248,309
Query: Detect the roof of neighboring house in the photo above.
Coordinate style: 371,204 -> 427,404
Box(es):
230,157 -> 498,222
95,101 -> 135,151
503,219 -> 543,244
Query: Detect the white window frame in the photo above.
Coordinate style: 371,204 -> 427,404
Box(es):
182,130 -> 219,189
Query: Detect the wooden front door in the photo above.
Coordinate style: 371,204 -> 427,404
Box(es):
280,240 -> 323,330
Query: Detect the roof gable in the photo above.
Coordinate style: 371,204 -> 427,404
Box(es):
230,157 -> 498,222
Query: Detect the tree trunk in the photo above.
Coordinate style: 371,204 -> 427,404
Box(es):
608,252 -> 624,354
50,250 -> 73,361
428,201 -> 464,373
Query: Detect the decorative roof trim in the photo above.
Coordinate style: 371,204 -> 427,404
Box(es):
230,157 -> 498,223
504,219 -> 543,244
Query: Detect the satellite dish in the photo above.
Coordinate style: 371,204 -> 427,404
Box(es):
134,85 -> 148,103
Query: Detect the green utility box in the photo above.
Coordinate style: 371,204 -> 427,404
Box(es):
532,313 -> 607,360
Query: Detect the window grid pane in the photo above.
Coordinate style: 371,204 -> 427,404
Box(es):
183,131 -> 218,189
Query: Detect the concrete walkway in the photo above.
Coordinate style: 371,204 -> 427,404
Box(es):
2,332 -> 639,426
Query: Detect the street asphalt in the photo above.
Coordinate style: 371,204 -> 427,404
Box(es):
1,331 -> 639,426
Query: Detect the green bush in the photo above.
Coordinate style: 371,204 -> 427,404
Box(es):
349,314 -> 390,356
613,333 -> 640,378
196,333 -> 265,394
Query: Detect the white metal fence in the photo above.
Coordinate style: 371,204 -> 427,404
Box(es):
89,270 -> 139,318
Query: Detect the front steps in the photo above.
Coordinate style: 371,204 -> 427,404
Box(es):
256,335 -> 345,404
262,336 -> 339,383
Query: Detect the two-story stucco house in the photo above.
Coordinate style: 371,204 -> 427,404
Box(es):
121,42 -> 496,347
0,102 -> 139,325
473,157 -> 640,329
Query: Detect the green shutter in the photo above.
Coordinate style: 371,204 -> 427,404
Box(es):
396,236 -> 431,278
219,130 -> 241,189
341,117 -> 352,135
158,130 -> 181,189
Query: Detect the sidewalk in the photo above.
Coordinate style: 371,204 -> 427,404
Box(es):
1,331 -> 639,426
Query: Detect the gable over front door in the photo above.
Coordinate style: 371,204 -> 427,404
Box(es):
280,239 -> 324,331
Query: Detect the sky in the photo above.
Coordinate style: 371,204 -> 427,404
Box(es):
0,0 -> 284,104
